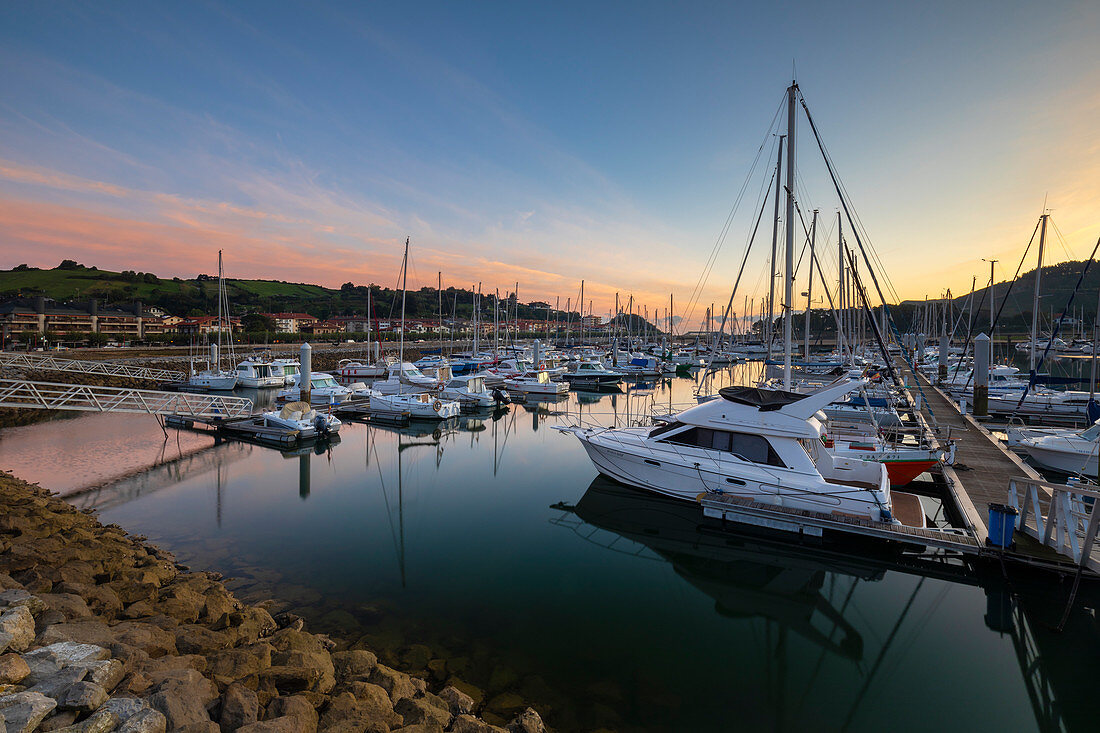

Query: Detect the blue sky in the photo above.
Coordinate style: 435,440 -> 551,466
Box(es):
1,1 -> 1098,327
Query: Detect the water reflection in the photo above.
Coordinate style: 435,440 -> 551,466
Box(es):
559,477 -> 1100,733
17,368 -> 1100,731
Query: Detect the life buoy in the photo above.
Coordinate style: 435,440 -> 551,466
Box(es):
433,400 -> 443,412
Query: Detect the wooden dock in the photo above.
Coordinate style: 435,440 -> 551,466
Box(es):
911,368 -> 1100,575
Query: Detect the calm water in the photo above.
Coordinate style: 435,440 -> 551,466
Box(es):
4,367 -> 1099,731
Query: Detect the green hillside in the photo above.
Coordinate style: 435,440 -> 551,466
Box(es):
0,261 -> 580,322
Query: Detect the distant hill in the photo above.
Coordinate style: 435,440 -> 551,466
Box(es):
894,259 -> 1099,334
0,260 -> 580,322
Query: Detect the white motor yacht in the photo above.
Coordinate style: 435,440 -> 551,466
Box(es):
561,361 -> 623,388
261,401 -> 341,438
371,362 -> 443,395
504,370 -> 569,396
1017,420 -> 1100,477
277,372 -> 353,405
334,358 -> 387,380
556,379 -> 899,523
272,358 -> 300,385
440,374 -> 504,409
236,358 -> 285,388
370,391 -> 461,420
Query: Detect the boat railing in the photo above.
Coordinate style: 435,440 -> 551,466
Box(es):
1008,477 -> 1100,571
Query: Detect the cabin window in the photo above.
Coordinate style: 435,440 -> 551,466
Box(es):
660,426 -> 784,467
648,421 -> 684,438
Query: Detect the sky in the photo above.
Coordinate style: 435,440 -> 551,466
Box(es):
1,1 -> 1099,330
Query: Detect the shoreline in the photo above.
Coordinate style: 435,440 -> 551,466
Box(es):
0,471 -> 547,732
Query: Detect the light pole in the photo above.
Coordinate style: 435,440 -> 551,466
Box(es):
982,259 -> 998,355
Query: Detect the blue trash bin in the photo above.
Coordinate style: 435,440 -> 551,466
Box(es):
987,503 -> 1018,548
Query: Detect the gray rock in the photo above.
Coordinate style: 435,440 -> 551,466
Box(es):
237,717 -> 299,732
395,695 -> 452,729
100,695 -> 148,722
80,659 -> 125,691
451,714 -> 506,733
23,642 -> 110,683
0,590 -> 45,616
506,708 -> 546,733
0,606 -> 35,652
439,685 -> 475,715
26,666 -> 88,699
264,695 -> 318,733
57,680 -> 109,712
37,708 -> 79,731
149,689 -> 214,730
117,708 -> 168,733
0,653 -> 31,685
0,690 -> 59,732
219,682 -> 258,731
83,709 -> 121,733
0,630 -> 12,654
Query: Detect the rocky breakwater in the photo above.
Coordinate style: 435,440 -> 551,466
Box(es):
0,472 -> 546,733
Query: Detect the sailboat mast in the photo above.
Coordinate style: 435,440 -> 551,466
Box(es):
805,209 -> 817,360
1031,213 -> 1048,372
579,280 -> 585,346
837,212 -> 846,359
783,81 -> 797,389
399,237 -> 409,380
768,135 -> 785,360
438,272 -> 443,355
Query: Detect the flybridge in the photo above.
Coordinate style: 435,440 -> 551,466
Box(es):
717,385 -> 806,410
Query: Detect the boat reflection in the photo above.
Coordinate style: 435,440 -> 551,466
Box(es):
559,477 -> 1100,733
564,478 -> 871,660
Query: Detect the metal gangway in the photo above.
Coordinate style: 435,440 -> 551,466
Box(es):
0,379 -> 252,420
0,351 -> 185,382
1009,477 -> 1100,574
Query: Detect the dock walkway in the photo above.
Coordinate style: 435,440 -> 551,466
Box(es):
911,368 -> 1100,574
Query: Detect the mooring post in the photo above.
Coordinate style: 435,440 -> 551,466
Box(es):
938,334 -> 949,382
301,342 -> 312,405
917,333 -> 926,364
973,333 -> 989,416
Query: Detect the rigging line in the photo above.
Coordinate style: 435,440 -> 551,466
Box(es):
792,200 -> 853,364
680,95 -> 786,334
959,219 -> 1041,394
1015,233 -> 1100,409
796,93 -> 901,304
799,94 -> 914,369
1049,216 -> 1077,262
697,167 -> 778,385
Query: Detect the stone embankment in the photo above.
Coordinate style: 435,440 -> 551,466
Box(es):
0,472 -> 545,733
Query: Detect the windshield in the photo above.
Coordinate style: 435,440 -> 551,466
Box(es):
1080,423 -> 1100,441
313,376 -> 338,388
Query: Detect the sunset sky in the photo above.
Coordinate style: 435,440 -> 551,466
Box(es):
2,1 -> 1099,329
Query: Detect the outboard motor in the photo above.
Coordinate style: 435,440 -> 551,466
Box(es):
493,388 -> 509,405
313,414 -> 331,437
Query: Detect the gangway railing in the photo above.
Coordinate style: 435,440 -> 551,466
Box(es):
1008,477 -> 1100,573
0,379 -> 252,420
0,352 -> 185,382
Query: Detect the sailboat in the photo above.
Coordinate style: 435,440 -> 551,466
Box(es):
369,238 -> 461,420
188,251 -> 238,390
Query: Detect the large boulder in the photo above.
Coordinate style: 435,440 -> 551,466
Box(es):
332,649 -> 378,680
369,664 -> 424,702
264,695 -> 319,733
110,621 -> 178,657
395,695 -> 452,729
0,605 -> 35,652
343,681 -> 402,728
57,680 -> 109,712
206,642 -> 274,680
0,653 -> 30,685
219,682 -> 259,731
147,668 -> 218,730
0,691 -> 58,733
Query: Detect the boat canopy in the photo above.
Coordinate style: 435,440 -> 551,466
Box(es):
718,386 -> 807,411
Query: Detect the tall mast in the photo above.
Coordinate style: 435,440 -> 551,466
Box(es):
804,209 -> 817,360
837,211 -> 846,359
1031,214 -> 1048,372
399,237 -> 409,379
767,135 -> 786,359
438,272 -> 443,356
783,81 -> 797,389
579,280 -> 585,346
